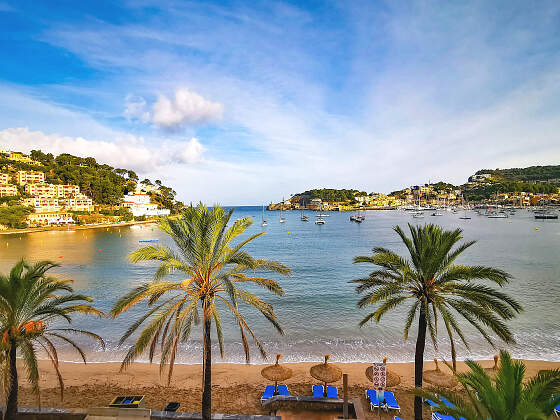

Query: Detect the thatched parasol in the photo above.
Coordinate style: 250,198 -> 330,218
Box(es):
484,354 -> 499,379
365,357 -> 401,387
310,355 -> 342,397
423,358 -> 458,388
261,354 -> 293,395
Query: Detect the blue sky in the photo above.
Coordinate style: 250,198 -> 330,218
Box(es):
1,0 -> 559,204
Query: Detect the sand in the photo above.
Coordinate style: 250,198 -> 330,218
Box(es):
14,358 -> 560,419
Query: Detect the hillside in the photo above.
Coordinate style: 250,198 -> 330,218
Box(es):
476,165 -> 560,183
0,150 -> 182,211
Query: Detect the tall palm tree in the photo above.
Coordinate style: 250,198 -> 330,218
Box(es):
351,223 -> 522,420
0,260 -> 105,419
111,204 -> 290,420
418,350 -> 560,420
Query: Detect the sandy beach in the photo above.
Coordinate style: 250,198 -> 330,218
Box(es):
14,358 -> 560,419
0,219 -> 158,236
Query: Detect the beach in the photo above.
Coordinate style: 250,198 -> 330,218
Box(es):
16,358 -> 560,418
0,219 -> 158,236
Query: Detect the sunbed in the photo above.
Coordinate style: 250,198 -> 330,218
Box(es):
365,389 -> 384,410
261,385 -> 275,402
555,402 -> 559,417
312,384 -> 324,398
394,417 -> 405,420
384,391 -> 400,412
432,413 -> 455,420
326,386 -> 338,398
261,384 -> 290,402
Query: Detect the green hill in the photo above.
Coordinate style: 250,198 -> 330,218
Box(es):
0,149 -> 183,210
476,165 -> 560,183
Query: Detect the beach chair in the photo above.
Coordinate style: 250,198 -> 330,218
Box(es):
277,384 -> 290,396
326,386 -> 338,398
261,385 -> 275,402
425,399 -> 439,410
440,397 -> 454,408
384,391 -> 400,412
312,384 -> 324,397
365,389 -> 383,410
555,402 -> 560,417
432,413 -> 455,420
394,417 -> 406,420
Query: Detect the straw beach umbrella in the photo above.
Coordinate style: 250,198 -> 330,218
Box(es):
423,358 -> 458,388
365,357 -> 401,387
310,355 -> 342,397
261,354 -> 293,395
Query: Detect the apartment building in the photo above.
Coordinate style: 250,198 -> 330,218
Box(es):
23,197 -> 61,213
55,184 -> 80,197
63,194 -> 94,212
16,170 -> 45,185
0,173 -> 9,184
25,183 -> 56,197
0,184 -> 18,197
8,153 -> 40,165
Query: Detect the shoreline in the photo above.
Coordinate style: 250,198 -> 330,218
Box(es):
0,219 -> 158,236
17,358 -> 560,418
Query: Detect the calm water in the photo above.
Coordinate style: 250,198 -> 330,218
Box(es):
1,207 -> 559,364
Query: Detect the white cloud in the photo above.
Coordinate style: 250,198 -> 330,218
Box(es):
175,137 -> 205,164
152,87 -> 223,128
0,127 -> 205,172
124,95 -> 151,122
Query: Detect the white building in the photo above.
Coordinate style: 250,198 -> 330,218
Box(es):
122,194 -> 170,217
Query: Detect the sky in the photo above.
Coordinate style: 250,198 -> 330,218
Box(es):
0,0 -> 559,205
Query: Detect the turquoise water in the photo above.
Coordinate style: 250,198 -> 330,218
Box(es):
1,207 -> 559,364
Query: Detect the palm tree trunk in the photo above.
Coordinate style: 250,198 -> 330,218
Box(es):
201,307 -> 212,420
6,339 -> 18,419
414,306 -> 427,420
450,336 -> 457,371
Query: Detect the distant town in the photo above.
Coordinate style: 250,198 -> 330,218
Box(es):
268,168 -> 560,211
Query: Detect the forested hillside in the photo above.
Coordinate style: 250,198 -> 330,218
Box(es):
476,166 -> 560,183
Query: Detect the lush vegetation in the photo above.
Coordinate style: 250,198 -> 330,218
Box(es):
351,224 -> 521,420
0,260 -> 104,418
464,181 -> 557,201
111,204 -> 291,419
419,350 -> 560,420
298,188 -> 368,203
1,150 -> 183,210
0,205 -> 33,228
477,165 -> 560,183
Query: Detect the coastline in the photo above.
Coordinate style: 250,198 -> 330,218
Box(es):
17,358 -> 560,418
0,219 -> 158,236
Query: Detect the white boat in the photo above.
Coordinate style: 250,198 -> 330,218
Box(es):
315,216 -> 326,225
301,205 -> 308,222
261,205 -> 267,227
412,211 -> 424,218
487,210 -> 508,219
431,211 -> 443,216
317,213 -> 330,217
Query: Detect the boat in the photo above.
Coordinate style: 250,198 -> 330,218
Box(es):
317,213 -> 330,217
261,205 -> 268,226
315,216 -> 326,225
431,210 -> 443,216
459,195 -> 471,219
487,211 -> 508,219
301,201 -> 308,221
534,209 -> 558,220
279,198 -> 286,223
412,211 -> 424,218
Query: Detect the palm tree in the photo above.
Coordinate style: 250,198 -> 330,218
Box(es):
0,260 -> 104,419
351,223 -> 522,420
111,204 -> 290,420
418,350 -> 560,420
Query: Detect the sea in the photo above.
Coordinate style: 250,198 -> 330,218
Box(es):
1,207 -> 559,365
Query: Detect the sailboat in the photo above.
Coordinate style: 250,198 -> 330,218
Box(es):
459,195 -> 471,220
261,205 -> 268,226
412,189 -> 424,218
279,198 -> 286,223
301,205 -> 308,222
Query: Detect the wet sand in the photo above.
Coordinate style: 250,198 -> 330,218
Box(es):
15,358 -> 560,419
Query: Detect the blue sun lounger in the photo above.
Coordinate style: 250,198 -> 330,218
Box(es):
384,391 -> 400,412
555,402 -> 559,417
425,399 -> 439,409
365,390 -> 383,410
312,384 -> 324,397
326,386 -> 337,398
432,413 -> 455,420
394,417 -> 406,420
261,384 -> 289,402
